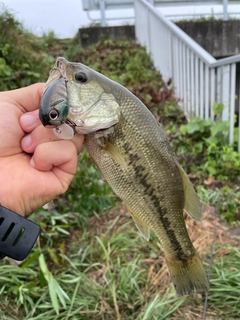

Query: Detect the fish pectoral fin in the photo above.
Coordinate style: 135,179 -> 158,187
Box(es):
127,206 -> 150,241
104,141 -> 127,169
176,162 -> 202,222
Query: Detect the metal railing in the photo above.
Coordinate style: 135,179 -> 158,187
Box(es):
82,0 -> 240,26
135,0 -> 240,151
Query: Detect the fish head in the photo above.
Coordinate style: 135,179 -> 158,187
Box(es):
39,57 -> 121,134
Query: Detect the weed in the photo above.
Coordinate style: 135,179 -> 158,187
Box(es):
0,7 -> 53,90
197,185 -> 240,225
171,103 -> 240,184
207,248 -> 240,319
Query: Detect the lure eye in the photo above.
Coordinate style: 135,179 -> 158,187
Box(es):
75,72 -> 87,83
49,109 -> 59,120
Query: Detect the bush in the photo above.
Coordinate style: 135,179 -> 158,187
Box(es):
0,7 -> 53,90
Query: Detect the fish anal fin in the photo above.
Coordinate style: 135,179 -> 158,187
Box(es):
104,141 -> 127,169
176,162 -> 202,222
127,206 -> 150,241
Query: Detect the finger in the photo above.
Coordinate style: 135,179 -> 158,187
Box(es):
20,110 -> 41,133
21,124 -> 84,154
21,125 -> 57,153
5,83 -> 45,112
31,140 -> 79,176
30,140 -> 79,194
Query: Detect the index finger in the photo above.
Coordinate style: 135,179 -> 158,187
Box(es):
2,83 -> 45,112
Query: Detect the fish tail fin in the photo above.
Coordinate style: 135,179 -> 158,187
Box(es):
166,251 -> 209,296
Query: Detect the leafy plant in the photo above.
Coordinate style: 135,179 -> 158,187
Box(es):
0,7 -> 53,90
172,103 -> 240,183
197,185 -> 240,225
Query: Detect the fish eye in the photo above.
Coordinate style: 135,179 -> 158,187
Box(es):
49,109 -> 59,120
75,72 -> 88,83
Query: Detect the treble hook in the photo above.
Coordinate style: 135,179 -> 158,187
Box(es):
49,67 -> 68,83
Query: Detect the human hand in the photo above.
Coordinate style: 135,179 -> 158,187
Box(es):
0,83 -> 84,216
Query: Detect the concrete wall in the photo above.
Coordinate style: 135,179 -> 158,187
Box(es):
79,26 -> 135,48
79,22 -> 240,59
176,20 -> 240,59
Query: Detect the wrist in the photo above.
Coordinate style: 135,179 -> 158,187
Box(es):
0,196 -> 27,217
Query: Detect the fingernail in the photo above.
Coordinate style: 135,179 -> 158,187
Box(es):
21,114 -> 36,129
30,157 -> 35,168
22,135 -> 32,148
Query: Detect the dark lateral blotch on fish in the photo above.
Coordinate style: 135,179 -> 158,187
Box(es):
39,57 -> 209,296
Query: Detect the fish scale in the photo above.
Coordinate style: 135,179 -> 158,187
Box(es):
39,57 -> 209,296
85,100 -> 188,255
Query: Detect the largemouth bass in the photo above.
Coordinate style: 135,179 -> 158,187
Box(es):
39,57 -> 209,296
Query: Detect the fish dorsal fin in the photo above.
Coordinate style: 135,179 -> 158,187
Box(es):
104,141 -> 127,169
127,206 -> 150,241
176,162 -> 202,222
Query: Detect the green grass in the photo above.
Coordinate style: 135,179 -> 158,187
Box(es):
0,150 -> 186,319
0,152 -> 238,319
0,209 -> 185,320
207,248 -> 240,319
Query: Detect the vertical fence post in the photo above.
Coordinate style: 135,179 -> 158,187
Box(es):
168,29 -> 173,81
182,44 -> 189,115
99,0 -> 106,26
222,65 -> 230,121
195,56 -> 199,117
229,63 -> 236,146
223,0 -> 229,21
216,67 -> 222,104
186,47 -> 191,117
205,66 -> 210,119
179,41 -> 183,103
190,51 -> 195,117
199,61 -> 204,119
210,68 -> 216,120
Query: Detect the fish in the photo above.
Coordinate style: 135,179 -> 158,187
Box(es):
39,57 -> 209,296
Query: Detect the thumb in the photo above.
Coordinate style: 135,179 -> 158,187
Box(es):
5,83 -> 45,112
